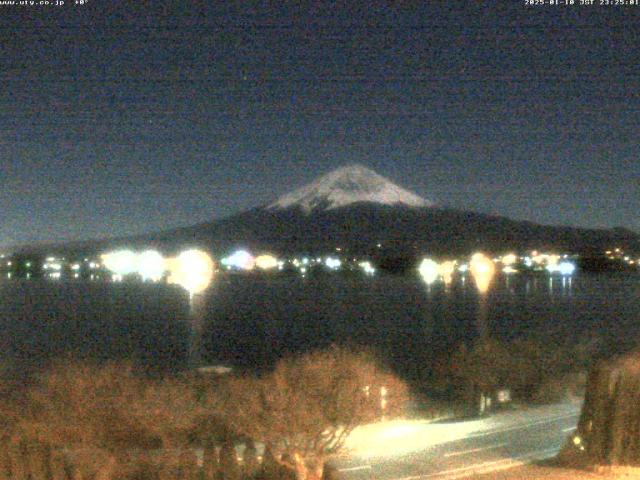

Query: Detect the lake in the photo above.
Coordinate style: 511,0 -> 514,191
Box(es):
1,271 -> 639,387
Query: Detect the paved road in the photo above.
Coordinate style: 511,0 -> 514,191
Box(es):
332,402 -> 581,480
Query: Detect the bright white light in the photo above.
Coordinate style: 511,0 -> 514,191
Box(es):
503,266 -> 518,274
418,258 -> 439,285
221,250 -> 255,271
325,257 -> 341,270
558,261 -> 576,276
137,250 -> 165,281
546,263 -> 561,274
167,249 -> 215,296
101,250 -> 137,276
359,261 -> 376,275
71,263 -> 81,271
255,254 -> 278,271
458,264 -> 468,273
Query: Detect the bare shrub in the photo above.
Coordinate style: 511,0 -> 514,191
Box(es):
0,349 -> 408,480
213,346 -> 410,480
15,361 -> 202,479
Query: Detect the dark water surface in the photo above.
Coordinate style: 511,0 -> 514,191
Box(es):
1,272 -> 639,383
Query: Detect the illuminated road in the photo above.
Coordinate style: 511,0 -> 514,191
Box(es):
332,402 -> 581,480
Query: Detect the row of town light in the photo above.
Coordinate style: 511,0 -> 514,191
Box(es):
37,247 -> 375,290
418,252 -> 576,293
219,250 -> 375,276
79,247 -> 580,296
101,249 -> 214,297
418,254 -> 496,293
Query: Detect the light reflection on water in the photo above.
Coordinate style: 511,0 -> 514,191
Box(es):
0,272 -> 638,380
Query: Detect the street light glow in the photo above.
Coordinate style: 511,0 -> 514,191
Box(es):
255,254 -> 279,270
438,261 -> 456,284
167,249 -> 215,296
101,250 -> 138,276
558,261 -> 576,276
221,250 -> 255,270
418,258 -> 439,285
137,250 -> 166,281
469,252 -> 495,294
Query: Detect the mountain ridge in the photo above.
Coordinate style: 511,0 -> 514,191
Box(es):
11,165 -> 640,258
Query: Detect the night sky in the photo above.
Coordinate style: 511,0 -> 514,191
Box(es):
1,2 -> 638,247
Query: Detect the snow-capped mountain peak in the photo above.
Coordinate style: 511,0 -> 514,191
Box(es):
268,164 -> 434,213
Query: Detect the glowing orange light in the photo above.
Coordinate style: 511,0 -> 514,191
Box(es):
255,254 -> 278,270
438,261 -> 456,284
469,252 -> 496,294
501,253 -> 517,266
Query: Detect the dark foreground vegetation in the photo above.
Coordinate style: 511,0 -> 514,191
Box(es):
434,335 -> 600,411
0,333 -> 614,480
570,350 -> 640,467
0,347 -> 409,480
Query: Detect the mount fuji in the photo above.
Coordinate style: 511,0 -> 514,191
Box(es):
23,165 -> 640,262
268,164 -> 434,212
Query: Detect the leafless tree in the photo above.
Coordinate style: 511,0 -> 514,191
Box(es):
213,346 -> 410,480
